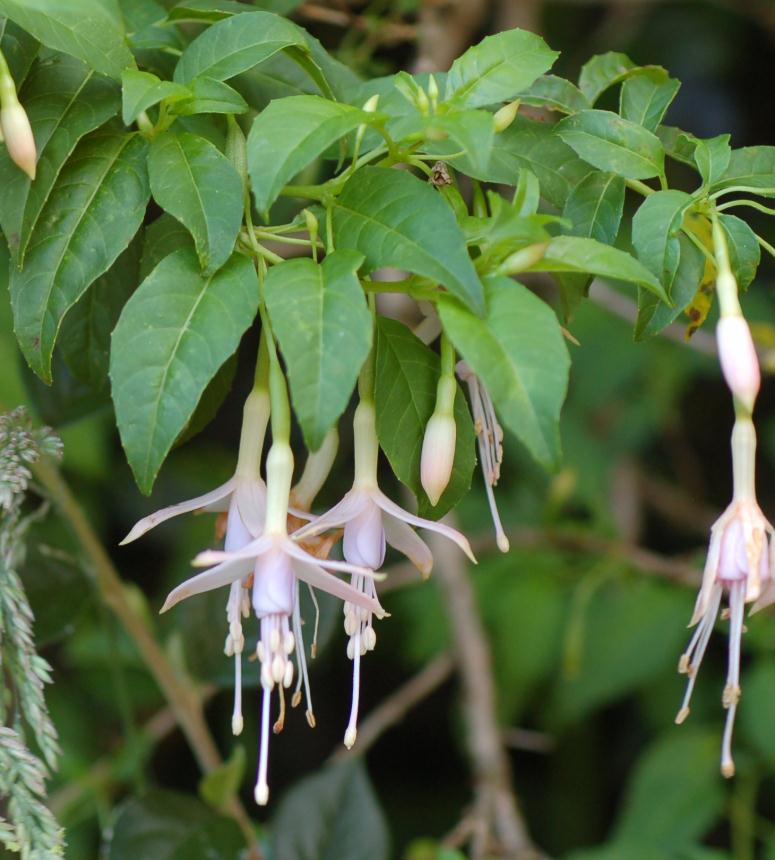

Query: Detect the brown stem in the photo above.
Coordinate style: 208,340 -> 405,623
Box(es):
31,456 -> 260,857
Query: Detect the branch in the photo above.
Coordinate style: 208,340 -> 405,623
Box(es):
330,652 -> 455,762
428,521 -> 542,860
30,456 -> 260,858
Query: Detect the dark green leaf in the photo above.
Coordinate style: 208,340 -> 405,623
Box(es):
534,236 -> 668,301
198,746 -> 245,814
110,247 -> 259,493
620,71 -> 680,132
452,116 -> 592,209
635,234 -> 704,339
721,213 -> 760,289
422,109 -> 494,174
517,74 -> 590,114
0,0 -> 134,80
740,661 -> 775,766
563,172 -> 625,243
0,53 -> 121,265
557,109 -> 665,180
121,68 -> 189,124
631,190 -> 694,290
444,28 -> 557,109
175,352 -> 238,446
578,51 -> 635,103
710,146 -> 775,195
59,234 -> 141,391
139,213 -> 195,280
247,95 -> 372,212
438,275 -> 569,469
374,317 -> 476,519
105,789 -> 244,860
271,761 -> 389,860
167,0 -> 257,22
332,166 -> 485,315
148,130 -> 243,274
658,125 -> 699,167
613,729 -> 725,850
0,16 -> 38,82
264,251 -> 372,451
11,129 -> 149,382
173,10 -> 307,84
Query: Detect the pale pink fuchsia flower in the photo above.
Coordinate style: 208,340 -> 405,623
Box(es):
294,400 -> 474,747
456,362 -> 510,553
421,405 -> 457,506
716,315 -> 760,414
676,417 -> 774,777
122,388 -> 269,736
172,442 -> 386,804
0,101 -> 36,180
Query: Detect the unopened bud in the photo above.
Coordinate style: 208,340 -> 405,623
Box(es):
421,412 -> 457,506
362,94 -> 380,113
427,75 -> 439,111
1,101 -> 36,179
416,85 -> 430,116
497,243 -> 547,275
225,115 -> 247,190
717,315 -> 760,413
494,100 -> 520,133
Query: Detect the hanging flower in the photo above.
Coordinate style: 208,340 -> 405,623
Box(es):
293,400 -> 474,747
676,417 -> 774,777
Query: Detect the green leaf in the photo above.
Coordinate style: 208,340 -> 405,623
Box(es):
578,51 -> 636,104
0,0 -> 134,80
121,68 -> 189,124
620,71 -> 680,132
710,146 -> 775,195
422,109 -> 494,175
438,275 -> 569,469
374,317 -> 476,519
693,134 -> 731,187
613,729 -> 725,850
563,172 -> 625,244
658,125 -> 700,167
271,761 -> 390,860
59,234 -> 141,391
517,74 -> 590,114
0,17 -> 39,82
740,660 -> 775,766
444,28 -> 557,109
0,53 -> 121,265
247,95 -> 372,213
167,0 -> 258,22
264,251 -> 372,451
139,213 -> 195,280
169,76 -> 248,116
198,746 -> 245,814
110,247 -> 259,493
148,131 -> 243,275
556,109 -> 665,180
721,213 -> 760,289
332,166 -> 485,315
453,116 -> 592,209
635,234 -> 704,339
105,789 -> 244,860
631,190 -> 694,291
11,129 -> 149,382
533,236 -> 669,301
173,10 -> 307,84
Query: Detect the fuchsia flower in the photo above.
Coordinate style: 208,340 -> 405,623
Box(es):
676,418 -> 774,777
293,400 -> 474,747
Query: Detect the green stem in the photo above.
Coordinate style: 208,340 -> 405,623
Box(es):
710,184 -> 775,200
625,178 -> 655,197
681,225 -> 716,268
257,300 -> 291,445
755,232 -> 775,261
361,277 -> 438,302
716,198 -> 775,217
440,331 -> 455,379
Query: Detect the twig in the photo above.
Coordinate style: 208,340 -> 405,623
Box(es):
428,520 -> 542,860
412,0 -> 490,74
296,3 -> 416,43
330,652 -> 455,762
30,456 -> 260,858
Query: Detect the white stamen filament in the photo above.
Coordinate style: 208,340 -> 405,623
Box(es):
255,687 -> 271,806
721,582 -> 746,777
345,630 -> 361,750
676,585 -> 722,724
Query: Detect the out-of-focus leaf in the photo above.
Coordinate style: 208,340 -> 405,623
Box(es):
198,746 -> 245,814
271,761 -> 390,860
104,789 -> 244,859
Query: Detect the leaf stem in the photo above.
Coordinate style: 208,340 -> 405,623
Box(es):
754,232 -> 775,261
709,184 -> 775,200
716,198 -> 775,217
625,178 -> 655,197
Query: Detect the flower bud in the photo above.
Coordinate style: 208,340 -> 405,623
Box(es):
497,243 -> 547,276
493,100 -> 520,133
225,115 -> 247,191
362,93 -> 380,113
421,412 -> 457,505
716,315 -> 760,413
1,101 -> 36,179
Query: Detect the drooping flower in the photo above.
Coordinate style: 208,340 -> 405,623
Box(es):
293,399 -> 474,747
456,361 -> 509,552
167,441 -> 387,804
676,417 -> 774,776
716,314 -> 760,414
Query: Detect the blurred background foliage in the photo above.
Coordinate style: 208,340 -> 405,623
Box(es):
2,0 -> 775,858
